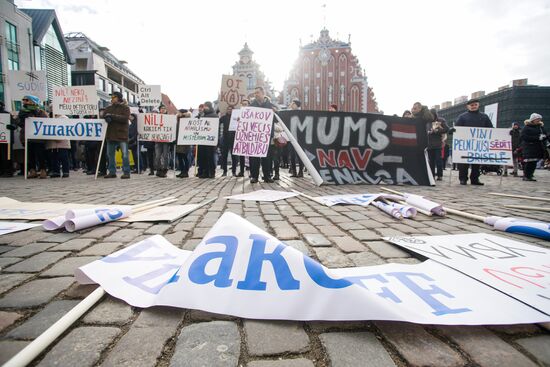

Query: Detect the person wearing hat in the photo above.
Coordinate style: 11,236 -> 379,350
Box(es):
520,113 -> 547,181
288,99 -> 304,177
197,101 -> 217,178
154,104 -> 170,178
454,98 -> 493,185
103,91 -> 131,179
8,95 -> 49,178
506,122 -> 522,177
249,86 -> 277,183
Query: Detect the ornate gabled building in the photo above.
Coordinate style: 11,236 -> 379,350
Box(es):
232,43 -> 275,101
283,28 -> 379,113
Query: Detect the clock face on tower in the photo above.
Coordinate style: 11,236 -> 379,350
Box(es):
241,55 -> 250,64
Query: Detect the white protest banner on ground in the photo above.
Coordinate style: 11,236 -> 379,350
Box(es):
313,193 -> 382,207
0,114 -> 10,144
137,113 -> 177,142
228,109 -> 240,131
138,85 -> 161,107
219,75 -> 246,114
384,233 -> 550,315
403,193 -> 445,216
232,107 -> 273,157
225,190 -> 299,202
25,118 -> 106,141
52,86 -> 99,116
7,70 -> 47,102
76,213 -> 550,324
452,127 -> 512,165
177,118 -> 219,146
0,222 -> 41,236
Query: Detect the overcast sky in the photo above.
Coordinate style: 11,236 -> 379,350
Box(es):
16,0 -> 550,115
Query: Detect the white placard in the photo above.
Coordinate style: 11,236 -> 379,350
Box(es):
225,190 -> 299,202
177,117 -> 219,146
232,107 -> 273,157
228,109 -> 240,131
385,233 -> 550,315
76,213 -> 550,324
0,221 -> 41,236
138,85 -> 161,107
452,127 -> 512,165
25,118 -> 106,141
137,113 -> 177,142
314,193 -> 382,207
52,86 -> 99,116
484,103 -> 498,126
0,114 -> 10,144
7,70 -> 47,102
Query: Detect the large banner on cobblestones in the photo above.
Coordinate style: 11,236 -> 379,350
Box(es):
76,212 -> 550,324
277,111 -> 434,185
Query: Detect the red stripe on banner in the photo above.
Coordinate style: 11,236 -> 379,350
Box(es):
391,137 -> 418,146
392,123 -> 417,133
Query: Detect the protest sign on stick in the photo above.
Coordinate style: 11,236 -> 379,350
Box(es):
177,117 -> 219,146
52,86 -> 99,116
137,113 -> 177,142
219,75 -> 246,114
452,127 -> 512,165
138,85 -> 161,107
232,107 -> 273,158
7,70 -> 47,102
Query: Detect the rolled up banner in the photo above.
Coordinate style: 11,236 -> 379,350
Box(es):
388,202 -> 417,218
65,207 -> 132,232
65,206 -> 132,220
404,194 -> 445,216
372,201 -> 402,219
42,215 -> 68,231
484,216 -> 550,241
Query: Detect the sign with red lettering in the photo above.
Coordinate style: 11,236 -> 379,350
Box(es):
137,113 -> 177,142
452,127 -> 512,165
219,75 -> 246,114
52,86 -> 99,116
177,118 -> 219,146
385,233 -> 550,315
233,107 -> 273,157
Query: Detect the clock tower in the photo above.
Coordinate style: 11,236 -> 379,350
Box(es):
232,43 -> 275,101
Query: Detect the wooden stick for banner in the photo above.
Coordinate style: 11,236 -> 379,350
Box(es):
503,205 -> 550,212
379,187 -> 404,196
488,193 -> 550,202
131,198 -> 177,214
3,287 -> 106,367
132,197 -> 177,210
24,137 -> 28,180
274,113 -> 324,186
7,143 -> 10,161
95,136 -> 106,180
290,189 -> 325,206
137,140 -> 140,174
194,145 -> 198,177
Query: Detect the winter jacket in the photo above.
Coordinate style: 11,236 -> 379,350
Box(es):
521,123 -> 548,160
427,118 -> 449,149
104,101 -> 130,142
455,110 -> 493,128
412,105 -> 434,124
510,128 -> 521,151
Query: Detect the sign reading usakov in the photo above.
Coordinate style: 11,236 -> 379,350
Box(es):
278,110 -> 433,185
25,118 -> 106,141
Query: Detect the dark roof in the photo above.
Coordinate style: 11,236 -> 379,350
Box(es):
20,8 -> 73,64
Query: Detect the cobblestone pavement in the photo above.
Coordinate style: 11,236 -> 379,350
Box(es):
1,168 -> 549,367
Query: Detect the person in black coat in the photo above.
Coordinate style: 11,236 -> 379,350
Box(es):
454,98 -> 493,185
520,113 -> 548,181
506,122 -> 521,176
197,101 -> 217,178
249,86 -> 277,183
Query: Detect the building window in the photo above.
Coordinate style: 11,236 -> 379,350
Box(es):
5,22 -> 20,70
315,86 -> 320,104
125,91 -> 130,102
107,83 -> 113,94
340,84 -> 345,104
98,78 -> 106,91
75,58 -> 88,71
34,46 -> 44,70
44,24 -> 63,53
304,86 -> 309,105
247,74 -> 254,89
328,85 -> 333,103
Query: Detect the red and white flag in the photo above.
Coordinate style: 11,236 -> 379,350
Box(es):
391,123 -> 417,146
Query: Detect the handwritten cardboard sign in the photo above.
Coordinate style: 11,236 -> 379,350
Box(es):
0,114 -> 10,144
232,107 -> 273,157
219,75 -> 246,114
7,70 -> 47,102
177,118 -> 219,146
138,85 -> 161,107
452,127 -> 512,165
52,86 -> 99,116
137,113 -> 177,142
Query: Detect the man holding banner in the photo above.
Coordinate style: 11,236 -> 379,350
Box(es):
454,98 -> 493,185
250,86 -> 276,183
103,92 -> 131,179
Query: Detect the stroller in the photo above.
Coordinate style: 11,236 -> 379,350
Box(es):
480,165 -> 503,176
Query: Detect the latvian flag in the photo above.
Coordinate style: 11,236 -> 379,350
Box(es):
391,123 -> 417,146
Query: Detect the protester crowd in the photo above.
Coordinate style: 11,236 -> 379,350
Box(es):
1,90 -> 548,184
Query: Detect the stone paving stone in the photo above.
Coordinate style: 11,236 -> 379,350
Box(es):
273,226 -> 299,240
367,241 -> 411,259
144,224 -> 171,235
3,252 -> 70,273
294,223 -> 318,234
307,320 -> 368,333
170,321 -> 240,367
83,296 -> 134,325
436,326 -> 537,367
0,277 -> 74,308
103,228 -> 144,243
79,242 -> 123,256
388,223 -> 422,234
41,256 -> 100,276
515,335 -> 550,366
36,326 -> 120,367
247,359 -> 314,367
344,212 -> 369,220
0,273 -> 34,294
331,236 -> 366,253
314,248 -> 353,267
303,233 -> 331,247
347,251 -> 386,266
129,222 -> 153,229
318,226 -> 346,237
172,221 -> 198,232
79,226 -> 118,239
286,216 -> 308,224
1,231 -> 52,247
7,300 -> 79,339
2,242 -> 56,257
348,229 -> 380,241
387,257 -> 421,264
41,232 -> 80,243
64,283 -> 98,299
0,257 -> 22,268
264,214 -> 284,221
0,245 -> 16,254
49,238 -> 96,251
0,310 -> 23,333
308,217 -> 331,226
337,221 -> 365,230
375,322 -> 464,367
245,320 -> 309,356
187,310 -> 237,322
357,219 -> 387,229
181,238 -> 201,251
374,227 -> 407,237
101,307 -> 184,367
0,340 -> 30,365
283,240 -> 310,256
421,227 -> 451,235
487,324 -> 541,335
319,332 -> 396,367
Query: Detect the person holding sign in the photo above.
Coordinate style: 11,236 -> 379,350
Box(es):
197,102 -> 217,179
103,92 -> 131,179
154,105 -> 171,178
250,86 -> 277,183
454,98 -> 493,185
521,113 -> 548,181
0,101 -> 14,178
